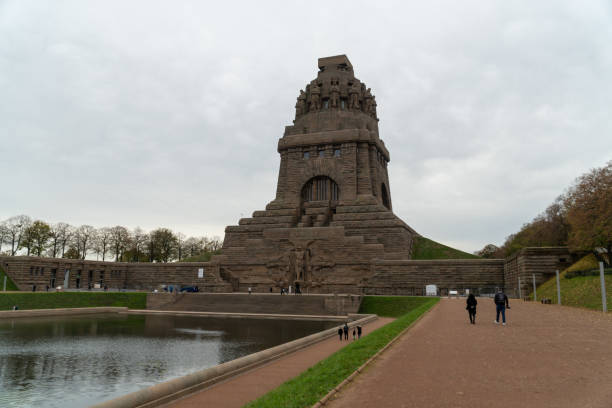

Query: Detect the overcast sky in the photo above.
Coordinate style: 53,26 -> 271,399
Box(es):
1,0 -> 611,253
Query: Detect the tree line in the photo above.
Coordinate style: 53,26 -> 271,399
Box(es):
0,218 -> 222,263
475,161 -> 611,265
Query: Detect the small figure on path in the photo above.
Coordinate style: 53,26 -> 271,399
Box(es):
343,322 -> 349,340
248,287 -> 252,295
357,325 -> 362,339
493,288 -> 510,325
338,327 -> 343,341
466,293 -> 477,324
352,327 -> 356,340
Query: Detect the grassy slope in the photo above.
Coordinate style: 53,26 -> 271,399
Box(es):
536,254 -> 611,311
0,292 -> 147,310
0,265 -> 19,291
244,296 -> 439,408
412,236 -> 480,260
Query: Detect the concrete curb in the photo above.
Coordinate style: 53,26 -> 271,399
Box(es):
312,301 -> 440,407
90,314 -> 377,408
0,307 -> 127,319
124,309 -> 351,321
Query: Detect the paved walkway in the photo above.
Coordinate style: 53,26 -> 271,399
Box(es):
166,316 -> 393,408
327,298 -> 612,408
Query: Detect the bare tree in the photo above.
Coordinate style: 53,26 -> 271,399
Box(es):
50,222 -> 74,258
184,236 -> 204,258
93,227 -> 112,261
75,225 -> 96,260
176,232 -> 186,261
4,215 -> 32,255
109,226 -> 130,261
0,222 -> 9,254
130,227 -> 148,262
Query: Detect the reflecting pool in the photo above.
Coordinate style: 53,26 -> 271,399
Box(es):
0,313 -> 338,407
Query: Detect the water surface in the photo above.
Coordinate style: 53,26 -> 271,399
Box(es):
0,313 -> 337,407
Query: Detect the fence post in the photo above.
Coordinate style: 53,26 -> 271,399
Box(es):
555,270 -> 561,305
600,262 -> 607,313
532,274 -> 537,302
518,277 -> 522,299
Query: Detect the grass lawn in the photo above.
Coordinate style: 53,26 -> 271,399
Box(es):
411,236 -> 480,260
244,296 -> 439,408
0,292 -> 147,311
536,254 -> 611,312
0,265 -> 19,291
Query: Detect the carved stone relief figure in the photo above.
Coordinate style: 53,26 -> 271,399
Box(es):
370,96 -> 377,118
295,89 -> 307,117
329,78 -> 340,109
294,248 -> 306,281
310,84 -> 321,111
348,82 -> 360,110
363,88 -> 373,115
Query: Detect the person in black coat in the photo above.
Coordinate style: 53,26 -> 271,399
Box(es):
493,288 -> 510,325
337,327 -> 343,341
343,322 -> 349,340
466,293 -> 477,324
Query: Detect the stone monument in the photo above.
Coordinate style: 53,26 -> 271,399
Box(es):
214,55 -> 419,293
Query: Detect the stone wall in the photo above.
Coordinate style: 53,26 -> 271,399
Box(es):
361,259 -> 505,296
0,256 -> 231,292
503,247 -> 572,298
146,293 -> 362,316
0,247 -> 573,299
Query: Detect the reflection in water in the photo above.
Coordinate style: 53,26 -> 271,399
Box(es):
0,314 -> 337,408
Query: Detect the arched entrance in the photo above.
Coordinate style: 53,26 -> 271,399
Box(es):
299,176 -> 339,227
301,176 -> 339,202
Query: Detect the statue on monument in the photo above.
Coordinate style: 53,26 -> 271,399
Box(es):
363,88 -> 373,114
329,78 -> 340,109
348,82 -> 360,110
310,84 -> 321,111
295,89 -> 307,117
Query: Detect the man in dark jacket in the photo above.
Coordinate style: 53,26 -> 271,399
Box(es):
493,288 -> 510,325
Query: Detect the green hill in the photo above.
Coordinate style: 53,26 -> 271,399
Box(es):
411,236 -> 480,260
536,254 -> 611,311
0,265 -> 19,291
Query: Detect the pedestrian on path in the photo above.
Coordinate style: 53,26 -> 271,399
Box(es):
466,293 -> 477,324
338,327 -> 343,341
357,325 -> 362,339
343,322 -> 349,340
353,327 -> 356,340
493,288 -> 510,325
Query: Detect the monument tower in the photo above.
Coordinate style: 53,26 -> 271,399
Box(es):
214,55 -> 418,293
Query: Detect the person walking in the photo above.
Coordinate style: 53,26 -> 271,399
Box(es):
493,288 -> 510,325
343,322 -> 349,340
466,293 -> 477,324
357,325 -> 362,339
352,327 -> 356,340
338,327 -> 343,341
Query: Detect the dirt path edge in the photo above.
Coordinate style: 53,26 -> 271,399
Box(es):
313,300 -> 441,408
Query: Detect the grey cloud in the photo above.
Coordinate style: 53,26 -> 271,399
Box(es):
1,0 -> 611,252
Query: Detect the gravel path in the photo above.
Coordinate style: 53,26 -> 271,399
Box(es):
165,316 -> 394,408
326,298 -> 612,408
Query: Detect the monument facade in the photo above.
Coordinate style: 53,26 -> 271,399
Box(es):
216,55 -> 419,293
